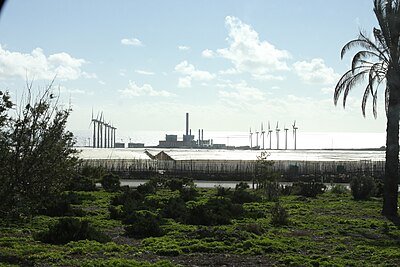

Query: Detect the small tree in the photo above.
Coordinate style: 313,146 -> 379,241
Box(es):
0,81 -> 79,217
253,151 -> 280,200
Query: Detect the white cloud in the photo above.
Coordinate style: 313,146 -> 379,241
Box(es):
293,58 -> 340,85
218,80 -> 266,108
215,16 -> 290,76
175,60 -> 215,88
0,45 -> 88,81
178,76 -> 192,88
121,37 -> 143,46
119,69 -> 126,77
119,80 -> 173,97
202,49 -> 214,58
99,80 -> 106,85
60,86 -> 86,95
135,69 -> 155,75
178,45 -> 190,51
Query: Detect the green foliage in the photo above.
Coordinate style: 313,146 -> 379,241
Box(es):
162,197 -> 187,221
37,192 -> 86,217
292,181 -> 326,197
101,173 -> 121,192
231,187 -> 261,204
124,210 -> 163,238
34,217 -> 110,244
137,181 -> 157,195
186,197 -> 244,226
161,177 -> 194,191
270,202 -> 289,226
179,186 -> 198,201
350,176 -> 377,200
66,165 -> 105,192
262,181 -> 280,201
253,151 -> 277,189
0,84 -> 78,218
215,186 -> 232,197
330,184 -> 350,195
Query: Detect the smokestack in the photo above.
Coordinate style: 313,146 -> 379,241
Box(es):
201,129 -> 204,141
198,129 -> 201,141
186,113 -> 189,136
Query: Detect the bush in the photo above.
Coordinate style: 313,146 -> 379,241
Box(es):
35,217 -> 110,244
162,197 -> 187,221
231,188 -> 261,204
0,87 -> 79,217
186,197 -> 244,226
330,184 -> 349,195
271,202 -> 289,226
235,182 -> 250,190
66,174 -> 97,192
162,177 -> 194,191
67,165 -> 106,192
101,173 -> 121,192
37,192 -> 86,217
124,210 -> 163,238
261,181 -> 280,201
179,186 -> 198,201
292,181 -> 326,197
137,182 -> 157,195
350,176 -> 376,200
215,186 -> 232,197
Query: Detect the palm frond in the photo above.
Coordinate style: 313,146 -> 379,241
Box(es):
334,66 -> 371,106
342,70 -> 370,108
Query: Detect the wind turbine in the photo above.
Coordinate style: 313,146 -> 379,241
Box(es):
284,124 -> 289,150
293,120 -> 298,150
89,109 -> 96,148
261,123 -> 265,150
276,121 -> 280,150
268,121 -> 273,149
249,127 -> 253,149
255,128 -> 259,149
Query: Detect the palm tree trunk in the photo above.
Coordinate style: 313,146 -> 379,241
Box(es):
383,85 -> 400,217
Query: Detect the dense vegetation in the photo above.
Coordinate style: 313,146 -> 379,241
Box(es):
0,175 -> 399,266
0,84 -> 79,218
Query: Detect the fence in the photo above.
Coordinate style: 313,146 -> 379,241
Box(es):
80,158 -> 386,181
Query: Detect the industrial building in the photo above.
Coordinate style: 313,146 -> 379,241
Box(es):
158,112 -> 224,149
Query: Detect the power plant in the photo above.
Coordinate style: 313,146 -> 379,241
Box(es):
158,112 -> 224,149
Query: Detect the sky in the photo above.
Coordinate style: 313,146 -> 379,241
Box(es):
0,0 -> 387,140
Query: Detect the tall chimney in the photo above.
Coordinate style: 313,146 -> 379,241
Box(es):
186,113 -> 189,136
201,129 -> 204,141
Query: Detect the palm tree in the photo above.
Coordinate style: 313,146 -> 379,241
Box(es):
334,0 -> 400,217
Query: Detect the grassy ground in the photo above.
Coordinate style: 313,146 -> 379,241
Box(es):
0,187 -> 399,267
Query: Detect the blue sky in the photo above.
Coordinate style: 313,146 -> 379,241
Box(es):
0,0 -> 386,138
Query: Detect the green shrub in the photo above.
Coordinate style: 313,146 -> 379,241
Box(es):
162,197 -> 187,221
271,202 -> 289,226
179,186 -> 198,201
261,181 -> 280,201
186,197 -> 243,226
231,188 -> 261,204
137,182 -> 157,195
101,173 -> 121,192
215,186 -> 232,197
235,182 -> 250,190
350,176 -> 376,200
292,181 -> 326,197
66,174 -> 97,191
35,217 -> 110,244
330,184 -> 350,195
162,178 -> 194,191
124,210 -> 163,238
